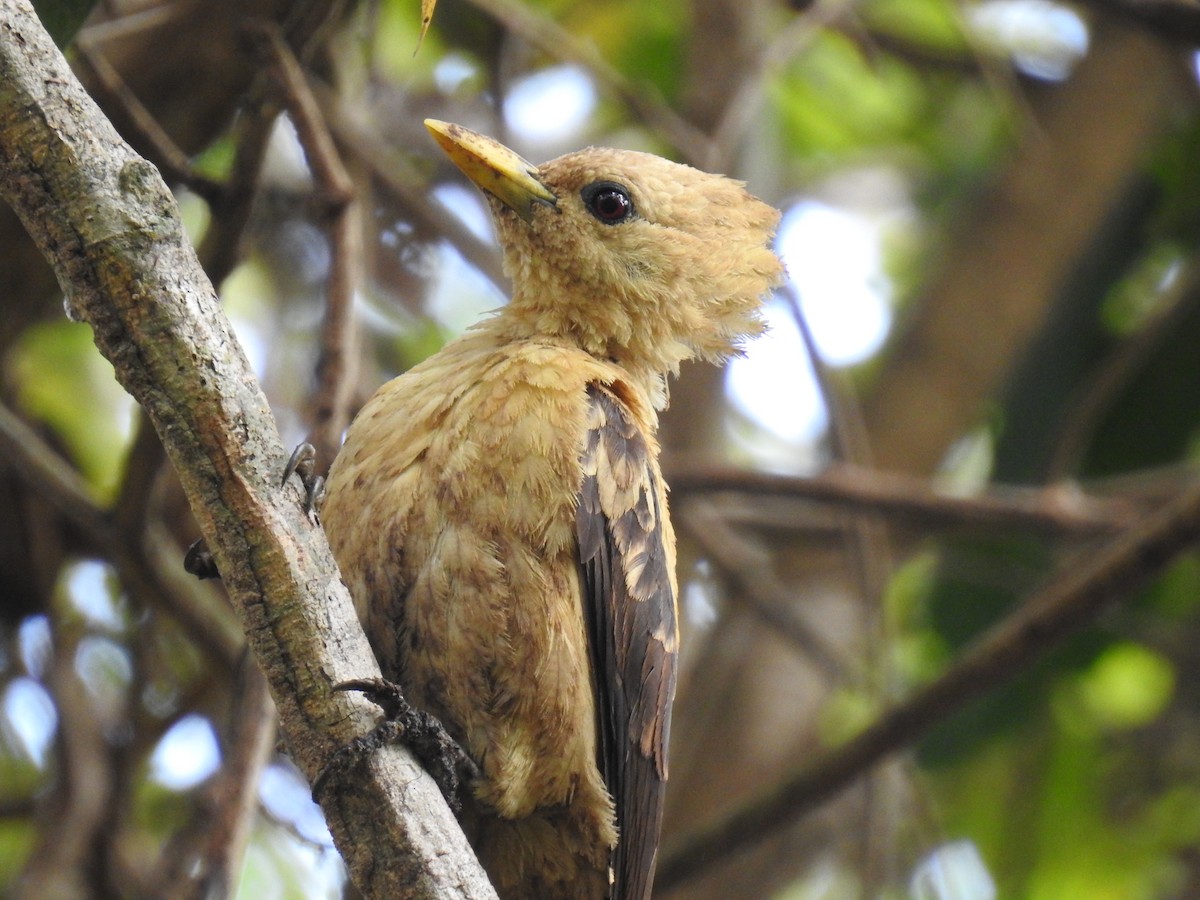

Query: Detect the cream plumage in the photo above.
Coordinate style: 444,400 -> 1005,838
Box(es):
321,120 -> 782,899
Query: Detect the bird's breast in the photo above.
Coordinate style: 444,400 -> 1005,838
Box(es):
322,332 -> 641,820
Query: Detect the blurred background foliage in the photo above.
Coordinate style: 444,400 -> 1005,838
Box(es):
3,0 -> 1200,896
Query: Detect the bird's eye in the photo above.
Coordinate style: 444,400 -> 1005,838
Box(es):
581,182 -> 634,225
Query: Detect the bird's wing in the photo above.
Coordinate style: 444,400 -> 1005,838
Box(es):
577,383 -> 678,900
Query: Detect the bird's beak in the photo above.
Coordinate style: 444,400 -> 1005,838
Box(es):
425,119 -> 558,223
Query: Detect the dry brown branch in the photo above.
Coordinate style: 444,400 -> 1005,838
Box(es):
464,0 -> 716,161
1047,251 -> 1200,478
16,624 -> 117,897
252,22 -> 359,468
73,37 -> 224,202
679,499 -> 851,680
666,461 -> 1138,536
659,474 -> 1200,889
0,400 -> 244,667
154,661 -> 276,899
313,80 -> 509,289
781,282 -> 896,891
861,25 -> 1182,475
0,3 -> 494,895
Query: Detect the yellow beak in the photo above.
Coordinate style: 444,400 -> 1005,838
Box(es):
424,119 -> 558,222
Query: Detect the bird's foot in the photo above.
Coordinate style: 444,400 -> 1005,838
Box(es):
184,537 -> 220,580
281,442 -> 326,517
183,443 -> 325,580
312,677 -> 479,811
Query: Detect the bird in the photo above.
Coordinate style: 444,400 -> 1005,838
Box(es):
319,119 -> 783,899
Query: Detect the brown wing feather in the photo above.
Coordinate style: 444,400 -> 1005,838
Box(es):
577,383 -> 678,900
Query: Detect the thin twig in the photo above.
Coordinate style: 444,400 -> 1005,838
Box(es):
0,401 -> 108,535
680,499 -> 851,681
312,80 -> 509,289
0,401 -> 244,668
782,284 -> 893,655
784,270 -> 894,895
658,475 -> 1200,889
16,622 -> 117,898
249,23 -> 354,205
113,411 -> 166,537
76,3 -> 188,45
464,0 -> 716,164
832,21 -> 983,75
197,7 -> 361,287
251,22 -> 359,468
704,4 -> 844,171
156,659 -> 277,899
73,37 -> 225,202
1048,251 -> 1200,479
666,460 -> 1139,536
197,98 -> 278,287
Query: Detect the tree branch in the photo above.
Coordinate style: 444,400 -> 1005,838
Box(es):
678,499 -> 851,680
0,3 -> 494,897
658,475 -> 1200,889
666,460 -> 1139,536
251,22 -> 359,469
465,0 -> 716,162
0,398 -> 245,668
313,80 -> 509,290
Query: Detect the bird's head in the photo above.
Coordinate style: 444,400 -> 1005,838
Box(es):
426,120 -> 783,385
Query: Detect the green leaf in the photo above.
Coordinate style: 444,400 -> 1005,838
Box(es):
10,320 -> 134,502
1074,642 -> 1174,732
862,0 -> 969,52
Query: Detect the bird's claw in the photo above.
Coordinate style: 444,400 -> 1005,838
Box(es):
282,442 -> 326,516
312,677 -> 479,811
183,442 -> 324,580
183,537 -> 220,580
